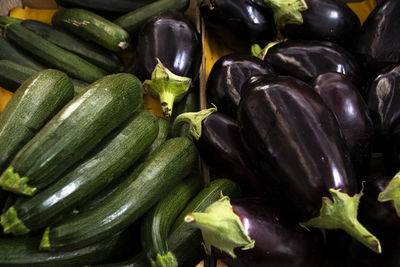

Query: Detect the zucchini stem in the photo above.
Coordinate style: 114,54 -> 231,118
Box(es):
151,252 -> 178,267
0,166 -> 36,196
0,206 -> 30,235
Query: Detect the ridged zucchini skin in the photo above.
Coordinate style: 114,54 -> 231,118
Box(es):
0,69 -> 74,174
42,137 -> 198,251
2,111 -> 158,235
141,171 -> 203,266
52,8 -> 130,52
0,35 -> 45,71
114,0 -> 190,34
0,16 -> 22,27
21,19 -> 123,73
0,73 -> 143,195
0,60 -> 36,92
0,230 -> 134,266
5,23 -> 108,83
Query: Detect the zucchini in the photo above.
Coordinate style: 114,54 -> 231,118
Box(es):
52,9 -> 130,52
0,229 -> 137,266
21,19 -> 123,73
0,35 -> 45,71
5,23 -> 108,83
0,60 -> 88,95
141,171 -> 203,267
40,137 -> 198,251
113,0 -> 190,34
0,16 -> 22,28
0,69 -> 74,174
1,111 -> 158,235
0,73 -> 143,196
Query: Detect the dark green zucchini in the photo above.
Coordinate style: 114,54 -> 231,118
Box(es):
21,19 -> 123,73
5,23 -> 108,83
114,0 -> 190,34
0,229 -> 136,266
0,73 -> 143,196
40,137 -> 198,251
1,111 -> 158,235
0,16 -> 22,28
141,171 -> 203,267
0,69 -> 74,175
52,8 -> 130,52
0,60 -> 88,94
0,35 -> 45,71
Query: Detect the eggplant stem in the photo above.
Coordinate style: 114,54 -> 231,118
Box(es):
378,171 -> 400,217
300,188 -> 381,254
251,41 -> 281,60
262,0 -> 308,29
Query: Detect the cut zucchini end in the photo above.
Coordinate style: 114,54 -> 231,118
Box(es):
300,188 -> 381,254
0,166 -> 37,196
0,206 -> 30,235
39,227 -> 51,251
151,252 -> 178,267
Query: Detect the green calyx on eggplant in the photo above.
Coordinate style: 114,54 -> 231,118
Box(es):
378,171 -> 400,217
261,0 -> 308,30
354,0 -> 400,76
199,0 -> 277,47
237,75 -> 381,253
311,72 -> 374,183
259,39 -> 361,86
172,108 -> 270,198
185,196 -> 324,267
281,0 -> 360,47
206,53 -> 275,119
144,58 -> 192,118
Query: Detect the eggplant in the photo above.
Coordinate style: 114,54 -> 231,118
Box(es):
172,109 -> 269,198
367,65 -> 400,175
136,11 -> 202,118
311,72 -> 374,182
281,0 -> 360,47
199,0 -> 276,48
206,53 -> 275,119
354,0 -> 400,76
237,75 -> 381,253
185,197 -> 324,267
261,39 -> 361,86
55,0 -> 156,20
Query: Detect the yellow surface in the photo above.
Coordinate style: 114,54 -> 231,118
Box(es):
9,6 -> 58,24
347,0 -> 377,24
0,87 -> 13,112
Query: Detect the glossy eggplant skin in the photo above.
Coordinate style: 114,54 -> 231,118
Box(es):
367,65 -> 400,175
206,54 -> 275,119
214,198 -> 324,267
196,112 -> 269,198
238,75 -> 357,221
311,73 -> 374,182
265,40 -> 361,86
282,0 -> 360,48
136,11 -> 202,81
354,0 -> 400,76
200,0 -> 276,48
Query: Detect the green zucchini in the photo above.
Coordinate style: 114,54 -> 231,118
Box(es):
5,23 -> 108,83
0,16 -> 22,28
0,69 -> 74,174
141,171 -> 203,267
0,60 -> 88,94
1,111 -> 158,235
0,229 -> 137,266
0,35 -> 45,71
114,0 -> 190,34
52,8 -> 130,52
40,137 -> 198,251
0,73 -> 143,196
21,19 -> 123,73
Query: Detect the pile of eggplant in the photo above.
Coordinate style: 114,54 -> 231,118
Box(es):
173,0 -> 400,266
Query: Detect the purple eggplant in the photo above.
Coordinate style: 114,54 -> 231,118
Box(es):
311,72 -> 374,182
206,53 -> 275,119
367,65 -> 400,175
199,0 -> 276,48
354,0 -> 400,76
237,75 -> 381,253
172,109 -> 269,198
281,0 -> 360,47
261,39 -> 361,86
136,11 -> 202,118
185,197 -> 324,267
